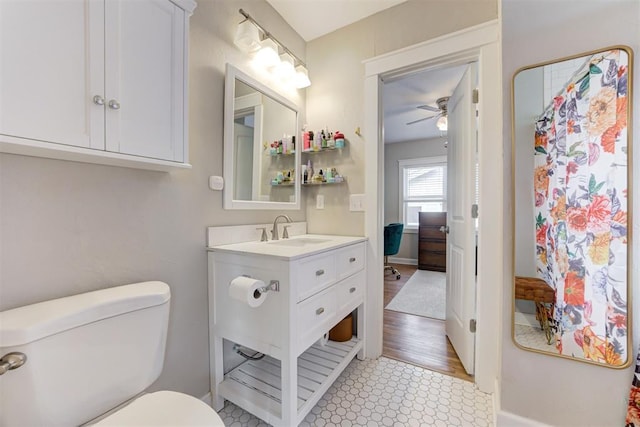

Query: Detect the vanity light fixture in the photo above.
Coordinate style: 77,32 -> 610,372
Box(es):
254,38 -> 280,70
436,115 -> 448,131
235,9 -> 311,89
234,19 -> 261,53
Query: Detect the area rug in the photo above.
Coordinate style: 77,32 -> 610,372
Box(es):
385,269 -> 446,320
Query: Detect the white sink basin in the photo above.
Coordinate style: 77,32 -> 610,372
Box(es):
268,237 -> 330,247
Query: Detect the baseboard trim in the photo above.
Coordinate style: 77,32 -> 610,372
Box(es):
200,391 -> 213,407
496,410 -> 553,426
388,257 -> 417,265
492,377 -> 500,427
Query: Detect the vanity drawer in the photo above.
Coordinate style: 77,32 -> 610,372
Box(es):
295,252 -> 337,302
336,271 -> 364,317
296,286 -> 337,353
335,242 -> 365,281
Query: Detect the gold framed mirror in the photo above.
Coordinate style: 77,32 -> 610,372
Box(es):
511,46 -> 633,367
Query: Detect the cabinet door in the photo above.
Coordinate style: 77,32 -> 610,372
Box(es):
105,0 -> 185,162
0,0 -> 105,149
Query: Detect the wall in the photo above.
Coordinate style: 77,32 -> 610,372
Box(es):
501,1 -> 640,425
305,0 -> 497,236
384,137 -> 448,261
0,0 -> 306,401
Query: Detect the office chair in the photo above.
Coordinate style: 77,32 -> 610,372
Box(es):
384,223 -> 404,279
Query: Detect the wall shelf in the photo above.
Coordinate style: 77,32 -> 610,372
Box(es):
219,337 -> 362,426
302,180 -> 345,186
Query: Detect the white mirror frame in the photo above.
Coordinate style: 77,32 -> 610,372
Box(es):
223,63 -> 300,210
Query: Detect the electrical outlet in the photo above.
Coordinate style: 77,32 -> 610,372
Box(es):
349,194 -> 365,211
316,194 -> 325,209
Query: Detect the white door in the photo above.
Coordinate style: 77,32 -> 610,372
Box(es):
0,0 -> 105,149
445,63 -> 478,375
105,0 -> 185,161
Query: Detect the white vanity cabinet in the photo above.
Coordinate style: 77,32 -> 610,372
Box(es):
208,236 -> 366,427
0,0 -> 195,171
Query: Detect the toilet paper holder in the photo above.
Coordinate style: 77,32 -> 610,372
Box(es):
259,280 -> 280,294
241,275 -> 279,294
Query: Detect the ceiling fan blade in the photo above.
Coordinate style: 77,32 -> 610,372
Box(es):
417,105 -> 440,112
406,111 -> 442,125
406,115 -> 436,125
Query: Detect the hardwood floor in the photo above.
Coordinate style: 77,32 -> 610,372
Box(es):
383,263 -> 474,382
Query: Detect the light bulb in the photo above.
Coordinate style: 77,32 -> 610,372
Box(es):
436,116 -> 448,131
234,20 -> 261,53
254,38 -> 280,70
294,65 -> 311,88
275,52 -> 296,80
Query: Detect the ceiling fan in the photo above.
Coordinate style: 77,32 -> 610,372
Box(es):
406,96 -> 450,130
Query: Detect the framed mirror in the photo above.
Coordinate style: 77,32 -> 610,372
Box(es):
511,46 -> 632,367
223,64 -> 300,210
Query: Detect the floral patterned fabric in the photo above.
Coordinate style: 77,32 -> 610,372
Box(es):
627,348 -> 640,426
533,49 -> 628,365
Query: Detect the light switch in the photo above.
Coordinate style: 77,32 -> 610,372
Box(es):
349,194 -> 365,211
316,194 -> 325,209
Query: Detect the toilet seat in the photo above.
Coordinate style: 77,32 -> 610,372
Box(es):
94,390 -> 224,426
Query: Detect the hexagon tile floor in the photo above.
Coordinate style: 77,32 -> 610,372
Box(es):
217,356 -> 494,426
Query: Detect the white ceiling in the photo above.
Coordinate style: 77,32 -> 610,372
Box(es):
266,0 -> 467,145
266,0 -> 407,41
383,64 -> 468,144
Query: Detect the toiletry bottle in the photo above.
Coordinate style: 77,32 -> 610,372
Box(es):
334,131 -> 345,148
307,159 -> 313,182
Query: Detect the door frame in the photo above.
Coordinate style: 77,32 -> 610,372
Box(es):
362,20 -> 502,394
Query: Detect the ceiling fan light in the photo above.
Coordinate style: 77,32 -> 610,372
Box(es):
234,20 -> 261,53
436,116 -> 448,131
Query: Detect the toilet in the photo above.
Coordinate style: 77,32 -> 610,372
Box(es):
0,281 -> 224,426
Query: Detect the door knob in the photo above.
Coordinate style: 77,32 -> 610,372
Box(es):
439,225 -> 450,234
108,99 -> 121,110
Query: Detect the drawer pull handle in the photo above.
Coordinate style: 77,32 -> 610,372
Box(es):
349,257 -> 356,263
316,307 -> 325,315
349,287 -> 356,293
316,269 -> 325,276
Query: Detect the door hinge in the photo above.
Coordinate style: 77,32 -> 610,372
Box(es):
470,319 -> 477,333
471,204 -> 479,219
472,88 -> 479,104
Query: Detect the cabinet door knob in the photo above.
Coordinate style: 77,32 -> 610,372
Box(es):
316,307 -> 325,315
92,95 -> 105,106
349,257 -> 356,263
349,287 -> 356,293
315,269 -> 324,276
108,99 -> 121,110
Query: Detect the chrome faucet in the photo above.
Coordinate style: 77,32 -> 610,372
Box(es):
271,214 -> 293,240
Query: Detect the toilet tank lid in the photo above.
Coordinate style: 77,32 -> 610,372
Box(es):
0,281 -> 170,347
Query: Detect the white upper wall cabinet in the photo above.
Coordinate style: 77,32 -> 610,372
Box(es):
0,0 -> 196,171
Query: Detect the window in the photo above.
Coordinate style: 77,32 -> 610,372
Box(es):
399,156 -> 447,230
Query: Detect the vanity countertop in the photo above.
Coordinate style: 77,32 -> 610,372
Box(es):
207,234 -> 367,260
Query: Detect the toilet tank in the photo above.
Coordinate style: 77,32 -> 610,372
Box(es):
0,281 -> 171,427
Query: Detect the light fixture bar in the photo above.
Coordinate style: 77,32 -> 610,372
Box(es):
238,8 -> 307,68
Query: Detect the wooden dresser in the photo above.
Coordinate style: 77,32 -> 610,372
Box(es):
418,212 -> 447,271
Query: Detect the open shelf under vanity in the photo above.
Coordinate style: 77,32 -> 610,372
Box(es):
219,337 -> 362,425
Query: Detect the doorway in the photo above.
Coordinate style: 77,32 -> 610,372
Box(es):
380,63 -> 475,381
362,21 -> 502,394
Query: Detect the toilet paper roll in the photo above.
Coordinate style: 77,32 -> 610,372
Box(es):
229,276 -> 267,308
